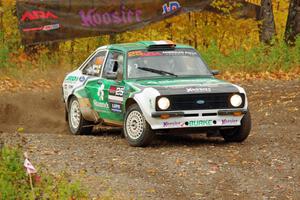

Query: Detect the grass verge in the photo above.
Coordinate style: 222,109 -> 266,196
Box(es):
0,146 -> 88,200
200,37 -> 300,73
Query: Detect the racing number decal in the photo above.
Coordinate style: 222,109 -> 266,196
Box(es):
108,86 -> 124,113
116,87 -> 124,96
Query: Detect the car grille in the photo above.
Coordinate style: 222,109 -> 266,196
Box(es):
157,93 -> 245,111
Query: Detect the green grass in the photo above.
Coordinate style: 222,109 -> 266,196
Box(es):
0,36 -> 299,81
0,32 -> 9,69
0,146 -> 89,200
200,37 -> 300,72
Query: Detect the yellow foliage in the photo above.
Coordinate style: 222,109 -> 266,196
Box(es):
272,0 -> 289,38
0,0 -> 294,68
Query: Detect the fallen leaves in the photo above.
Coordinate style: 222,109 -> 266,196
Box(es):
0,77 -> 22,93
146,168 -> 158,176
217,69 -> 300,82
175,158 -> 183,165
0,77 -> 54,93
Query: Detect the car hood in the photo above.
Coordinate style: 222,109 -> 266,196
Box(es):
127,77 -> 241,95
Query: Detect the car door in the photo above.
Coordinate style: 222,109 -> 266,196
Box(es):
82,50 -> 112,117
97,50 -> 125,126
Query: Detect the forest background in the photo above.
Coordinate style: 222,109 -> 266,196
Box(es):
0,0 -> 299,88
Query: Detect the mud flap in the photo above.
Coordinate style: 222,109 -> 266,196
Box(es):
78,98 -> 100,123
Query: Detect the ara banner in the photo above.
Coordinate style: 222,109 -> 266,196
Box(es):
16,0 -> 260,45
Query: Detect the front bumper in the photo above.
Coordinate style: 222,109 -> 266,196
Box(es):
148,109 -> 247,130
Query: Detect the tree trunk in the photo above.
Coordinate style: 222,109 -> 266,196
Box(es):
71,40 -> 75,65
193,12 -> 198,49
285,0 -> 300,45
109,34 -> 117,44
188,13 -> 192,46
258,0 -> 276,44
0,0 -> 4,43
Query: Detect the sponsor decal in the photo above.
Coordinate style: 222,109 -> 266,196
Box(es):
111,103 -> 122,113
21,10 -> 58,21
186,120 -> 213,127
128,51 -> 162,57
108,86 -> 124,103
42,23 -> 60,31
65,76 -> 78,82
128,50 -> 197,58
161,51 -> 197,56
221,119 -> 239,125
109,86 -> 117,94
79,6 -> 142,27
79,76 -> 86,82
163,121 -> 184,128
186,87 -> 212,93
93,100 -> 109,108
108,95 -> 123,103
162,1 -> 181,14
109,86 -> 124,97
23,24 -> 60,32
98,84 -> 105,101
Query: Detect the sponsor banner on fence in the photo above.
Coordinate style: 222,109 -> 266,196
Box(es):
16,0 -> 260,45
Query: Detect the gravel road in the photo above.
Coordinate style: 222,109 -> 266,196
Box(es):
1,80 -> 299,199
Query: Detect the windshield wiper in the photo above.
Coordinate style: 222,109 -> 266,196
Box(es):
137,67 -> 177,77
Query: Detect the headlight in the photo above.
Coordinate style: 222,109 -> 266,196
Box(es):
230,94 -> 243,107
157,97 -> 170,110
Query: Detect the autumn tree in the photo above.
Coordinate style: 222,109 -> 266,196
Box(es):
0,0 -> 3,38
258,0 -> 276,43
285,0 -> 300,44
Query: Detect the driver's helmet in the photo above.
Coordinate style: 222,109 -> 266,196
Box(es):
93,57 -> 104,75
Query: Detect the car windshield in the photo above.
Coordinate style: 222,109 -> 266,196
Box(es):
127,48 -> 212,79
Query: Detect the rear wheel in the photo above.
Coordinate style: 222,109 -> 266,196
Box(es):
124,104 -> 154,147
68,96 -> 93,135
221,111 -> 251,142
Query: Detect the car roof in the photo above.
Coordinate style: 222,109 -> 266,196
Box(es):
95,40 -> 193,52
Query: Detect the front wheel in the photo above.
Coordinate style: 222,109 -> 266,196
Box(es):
221,110 -> 252,142
68,96 -> 93,135
124,104 -> 155,147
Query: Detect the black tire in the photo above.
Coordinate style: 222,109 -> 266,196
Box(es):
221,110 -> 252,142
124,104 -> 155,147
68,96 -> 93,135
65,107 -> 68,122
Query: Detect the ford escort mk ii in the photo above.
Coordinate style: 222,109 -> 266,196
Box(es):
62,41 -> 251,147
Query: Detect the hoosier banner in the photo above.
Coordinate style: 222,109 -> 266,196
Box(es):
16,0 -> 260,45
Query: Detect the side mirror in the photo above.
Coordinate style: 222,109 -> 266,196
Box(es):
211,70 -> 219,76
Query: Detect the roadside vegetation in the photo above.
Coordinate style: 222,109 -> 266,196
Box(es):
0,0 -> 299,82
201,37 -> 300,73
0,146 -> 88,200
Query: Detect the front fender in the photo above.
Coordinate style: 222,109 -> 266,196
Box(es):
132,88 -> 160,128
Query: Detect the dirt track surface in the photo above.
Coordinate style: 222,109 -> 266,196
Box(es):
1,80 -> 300,199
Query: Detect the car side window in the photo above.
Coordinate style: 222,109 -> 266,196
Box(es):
82,51 -> 107,76
102,51 -> 124,79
